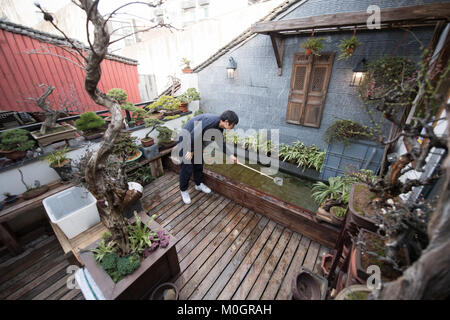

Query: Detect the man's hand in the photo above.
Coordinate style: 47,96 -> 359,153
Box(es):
230,155 -> 238,164
185,152 -> 193,161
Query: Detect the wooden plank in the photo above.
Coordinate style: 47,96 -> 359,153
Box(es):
178,209 -> 254,299
269,33 -> 285,75
32,273 -> 70,300
275,235 -> 311,300
149,158 -> 164,177
175,197 -> 229,252
148,185 -> 199,221
216,220 -> 276,300
173,204 -> 244,286
46,283 -> 72,300
231,224 -> 283,300
246,227 -> 292,300
144,179 -> 183,212
59,288 -> 82,300
0,222 -> 23,255
176,199 -> 233,260
303,240 -> 321,271
260,232 -> 301,300
202,215 -> 270,300
251,3 -> 450,34
170,194 -> 222,237
0,181 -> 72,223
160,191 -> 207,230
20,266 -> 68,300
187,213 -> 261,300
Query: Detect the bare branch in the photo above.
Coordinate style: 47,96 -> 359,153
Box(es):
24,45 -> 86,70
108,22 -> 174,46
102,1 -> 163,27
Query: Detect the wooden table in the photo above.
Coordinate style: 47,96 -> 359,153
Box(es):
0,180 -> 74,255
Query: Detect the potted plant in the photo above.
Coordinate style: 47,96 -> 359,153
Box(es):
17,169 -> 49,200
337,36 -> 362,60
121,103 -> 147,126
324,119 -> 374,146
334,284 -> 373,300
106,88 -> 128,105
45,146 -> 73,181
150,282 -> 179,300
301,37 -> 326,56
347,183 -> 379,232
141,118 -> 164,147
28,84 -> 78,146
180,58 -> 193,73
0,128 -> 35,160
3,192 -> 18,204
146,96 -> 181,116
75,111 -> 106,140
113,131 -> 142,164
156,126 -> 176,151
178,88 -> 200,113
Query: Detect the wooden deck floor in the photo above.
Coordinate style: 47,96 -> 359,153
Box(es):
0,171 -> 329,300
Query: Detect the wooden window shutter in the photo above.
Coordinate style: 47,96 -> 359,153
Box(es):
286,52 -> 334,128
286,54 -> 311,124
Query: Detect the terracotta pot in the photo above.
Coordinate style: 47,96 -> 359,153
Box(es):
182,68 -> 193,73
291,267 -> 328,300
179,103 -> 188,113
21,185 -> 50,200
135,120 -> 144,126
346,46 -> 356,55
150,282 -> 179,300
321,253 -> 334,276
0,149 -> 27,160
141,137 -> 155,147
305,48 -> 313,55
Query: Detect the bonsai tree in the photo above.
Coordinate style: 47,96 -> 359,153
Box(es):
121,103 -> 148,124
146,95 -> 181,112
156,126 -> 174,146
337,36 -> 362,60
75,111 -> 106,134
0,129 -> 35,152
178,88 -> 200,105
180,58 -> 192,72
143,118 -> 164,140
112,131 -> 140,162
301,37 -> 326,56
106,88 -> 128,105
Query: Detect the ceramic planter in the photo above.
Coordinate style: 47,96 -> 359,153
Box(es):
30,124 -> 77,147
348,183 -> 378,232
50,159 -> 73,181
179,103 -> 188,113
291,267 -> 328,300
0,149 -> 27,160
141,137 -> 155,147
21,185 -> 50,200
182,68 -> 193,73
159,141 -> 177,151
79,218 -> 180,300
150,282 -> 179,300
82,131 -> 104,140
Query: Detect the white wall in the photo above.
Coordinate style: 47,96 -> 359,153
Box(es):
0,114 -> 191,201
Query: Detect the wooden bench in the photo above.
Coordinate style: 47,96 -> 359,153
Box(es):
0,180 -> 74,255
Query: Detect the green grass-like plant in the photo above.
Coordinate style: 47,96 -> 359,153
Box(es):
127,212 -> 157,255
45,146 -> 69,167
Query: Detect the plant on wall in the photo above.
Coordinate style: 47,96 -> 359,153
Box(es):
324,119 -> 374,145
279,140 -> 325,171
337,36 -> 362,60
301,37 -> 326,56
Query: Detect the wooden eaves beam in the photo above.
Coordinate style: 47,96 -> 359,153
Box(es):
251,3 -> 450,34
269,33 -> 285,76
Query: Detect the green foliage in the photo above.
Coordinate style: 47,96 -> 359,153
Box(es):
106,88 -> 128,104
279,141 -> 325,171
165,115 -> 180,120
112,131 -> 139,161
324,119 -> 374,145
100,252 -> 119,271
121,103 -> 147,122
357,56 -> 417,103
127,165 -> 155,186
143,118 -> 164,139
91,238 -> 116,262
146,96 -> 181,112
127,212 -> 156,255
331,206 -> 347,218
223,131 -> 242,145
75,112 -> 105,133
312,177 -> 346,205
242,134 -> 260,151
301,37 -> 326,56
337,36 -> 362,60
194,109 -> 203,116
156,126 -> 174,145
180,58 -> 191,69
46,146 -> 69,167
0,128 -> 35,152
181,115 -> 192,127
178,88 -> 200,104
117,254 -> 141,277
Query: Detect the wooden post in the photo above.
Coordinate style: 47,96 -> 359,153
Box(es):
0,222 -> 23,255
149,158 -> 164,177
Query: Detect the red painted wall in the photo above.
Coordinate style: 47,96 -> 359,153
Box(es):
0,29 -> 140,113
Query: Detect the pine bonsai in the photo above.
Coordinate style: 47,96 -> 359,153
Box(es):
0,128 -> 35,152
75,111 -> 106,134
106,88 -> 128,105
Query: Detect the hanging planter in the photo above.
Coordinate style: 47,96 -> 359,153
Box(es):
337,35 -> 362,60
301,37 -> 325,56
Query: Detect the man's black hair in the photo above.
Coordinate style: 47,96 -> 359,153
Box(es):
220,110 -> 239,125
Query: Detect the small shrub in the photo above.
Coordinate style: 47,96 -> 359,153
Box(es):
143,118 -> 164,139
156,126 -> 174,145
75,112 -> 105,134
324,119 -> 374,145
106,88 -> 128,104
112,131 -> 139,161
146,96 -> 181,112
178,88 -> 200,104
0,128 -> 35,152
100,252 -> 119,271
46,146 -> 69,167
301,37 -> 326,56
117,254 -> 141,276
91,238 -> 116,262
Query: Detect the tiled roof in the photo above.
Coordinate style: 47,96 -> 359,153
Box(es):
0,19 -> 139,66
193,0 -> 302,73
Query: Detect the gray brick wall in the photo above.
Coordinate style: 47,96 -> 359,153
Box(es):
197,0 -> 440,149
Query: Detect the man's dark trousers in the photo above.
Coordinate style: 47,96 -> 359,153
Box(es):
179,158 -> 203,192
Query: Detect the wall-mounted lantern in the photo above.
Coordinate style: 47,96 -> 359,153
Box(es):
350,58 -> 367,87
226,57 -> 237,79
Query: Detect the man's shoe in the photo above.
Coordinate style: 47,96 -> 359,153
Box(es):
195,183 -> 211,194
181,191 -> 191,204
